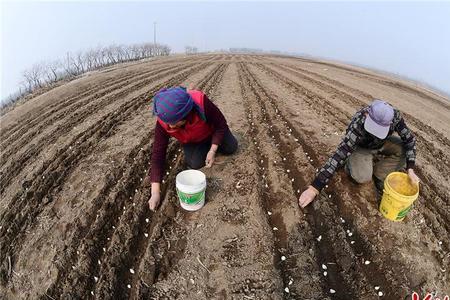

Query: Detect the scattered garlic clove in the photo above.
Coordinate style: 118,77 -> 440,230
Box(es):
145,218 -> 149,223
375,286 -> 380,291
284,287 -> 290,293
144,233 -> 149,237
130,268 -> 135,274
281,256 -> 286,261
322,264 -> 327,270
316,235 -> 322,242
288,279 -> 293,285
94,276 -> 98,282
127,284 -> 131,289
378,291 -> 383,297
268,211 -> 272,215
323,271 -> 328,276
364,260 -> 371,265
330,289 -> 336,294
273,227 -> 278,231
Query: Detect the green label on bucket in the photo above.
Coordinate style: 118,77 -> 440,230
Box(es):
396,205 -> 412,220
177,189 -> 204,205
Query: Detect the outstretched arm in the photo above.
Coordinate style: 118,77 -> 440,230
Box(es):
147,122 -> 170,211
299,118 -> 363,208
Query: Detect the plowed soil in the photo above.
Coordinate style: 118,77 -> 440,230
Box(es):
1,54 -> 449,300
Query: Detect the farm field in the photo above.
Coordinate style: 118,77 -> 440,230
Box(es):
0,54 -> 449,299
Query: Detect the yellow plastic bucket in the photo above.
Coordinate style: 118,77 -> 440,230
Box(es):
379,172 -> 419,221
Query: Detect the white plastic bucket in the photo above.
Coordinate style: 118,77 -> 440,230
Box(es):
176,170 -> 206,211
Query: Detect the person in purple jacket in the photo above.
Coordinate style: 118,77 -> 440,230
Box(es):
146,86 -> 238,211
299,99 -> 420,208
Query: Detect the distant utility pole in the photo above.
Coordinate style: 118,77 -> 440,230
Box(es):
153,22 -> 157,57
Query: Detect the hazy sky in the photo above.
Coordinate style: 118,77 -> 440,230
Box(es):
1,1 -> 450,102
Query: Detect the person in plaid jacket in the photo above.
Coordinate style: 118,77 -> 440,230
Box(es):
299,99 -> 420,208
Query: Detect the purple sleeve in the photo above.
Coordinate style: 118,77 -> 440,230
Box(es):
203,95 -> 229,145
149,122 -> 170,183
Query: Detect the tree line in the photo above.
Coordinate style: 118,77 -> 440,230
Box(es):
2,42 -> 171,109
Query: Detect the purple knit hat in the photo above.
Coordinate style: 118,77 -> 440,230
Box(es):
153,87 -> 196,124
364,99 -> 394,139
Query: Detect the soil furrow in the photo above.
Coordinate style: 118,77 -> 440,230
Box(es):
0,63 -> 198,193
251,62 -> 450,247
77,62 -> 229,299
0,61 -> 188,162
265,55 -> 450,110
241,62 -> 412,299
238,63 -> 326,299
0,63 -> 210,284
267,62 -> 450,181
0,55 -> 212,142
42,134 -> 157,298
276,62 -> 450,147
129,63 -> 230,299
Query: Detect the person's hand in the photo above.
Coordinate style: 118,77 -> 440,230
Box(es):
205,150 -> 216,168
407,168 -> 420,185
298,186 -> 319,208
148,192 -> 161,211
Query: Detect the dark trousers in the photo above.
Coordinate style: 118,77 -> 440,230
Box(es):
183,129 -> 238,169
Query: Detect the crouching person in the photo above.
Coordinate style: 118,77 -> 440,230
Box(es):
146,86 -> 238,211
299,99 -> 420,208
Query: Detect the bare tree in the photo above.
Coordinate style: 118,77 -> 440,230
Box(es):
45,60 -> 61,82
9,40 -> 172,108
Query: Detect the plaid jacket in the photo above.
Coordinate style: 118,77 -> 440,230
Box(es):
311,107 -> 416,191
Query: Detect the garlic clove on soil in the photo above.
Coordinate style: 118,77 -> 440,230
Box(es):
364,260 -> 371,265
323,271 -> 328,276
378,291 -> 383,297
322,264 -> 327,270
375,286 -> 380,290
273,227 -> 278,231
281,256 -> 286,261
330,289 -> 336,294
284,287 -> 290,293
